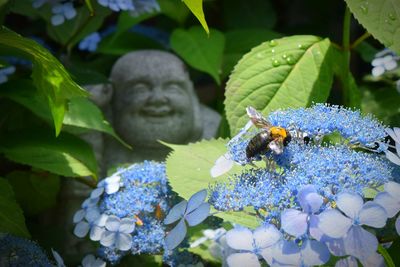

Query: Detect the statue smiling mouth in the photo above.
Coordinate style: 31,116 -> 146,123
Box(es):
140,106 -> 174,117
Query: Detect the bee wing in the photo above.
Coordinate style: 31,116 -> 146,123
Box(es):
246,106 -> 272,129
268,139 -> 284,154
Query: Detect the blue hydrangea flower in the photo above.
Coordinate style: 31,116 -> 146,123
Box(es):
73,161 -> 169,262
97,0 -> 134,12
51,2 -> 77,26
164,189 -> 210,250
317,192 -> 387,260
0,234 -> 53,266
79,32 -> 101,52
225,224 -> 281,267
0,66 -> 15,84
374,181 -> 400,235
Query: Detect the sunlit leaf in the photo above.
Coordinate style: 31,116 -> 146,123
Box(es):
0,27 -> 88,135
163,139 -> 259,228
0,178 -> 30,238
225,35 -> 334,135
344,0 -> 400,54
182,0 -> 209,34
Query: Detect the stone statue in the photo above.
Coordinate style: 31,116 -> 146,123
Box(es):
95,50 -> 220,173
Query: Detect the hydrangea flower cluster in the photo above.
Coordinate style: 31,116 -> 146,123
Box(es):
371,49 -> 399,77
0,234 -> 54,266
72,161 -> 169,264
209,104 -> 400,266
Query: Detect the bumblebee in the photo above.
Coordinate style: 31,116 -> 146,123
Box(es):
245,107 -> 291,159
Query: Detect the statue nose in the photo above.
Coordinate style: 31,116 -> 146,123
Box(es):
148,86 -> 168,105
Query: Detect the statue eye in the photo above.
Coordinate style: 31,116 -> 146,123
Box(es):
164,82 -> 184,94
131,82 -> 151,94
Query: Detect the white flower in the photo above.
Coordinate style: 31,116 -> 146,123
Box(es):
100,215 -> 135,251
81,254 -> 106,267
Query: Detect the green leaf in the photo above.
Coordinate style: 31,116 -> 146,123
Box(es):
225,35 -> 334,135
0,177 -> 30,238
163,139 -> 259,228
0,130 -> 98,178
0,27 -> 88,135
344,0 -> 400,54
0,80 -> 128,147
171,27 -> 225,84
331,47 -> 362,108
6,171 -> 60,216
84,0 -> 95,15
361,86 -> 400,126
182,0 -> 209,34
98,32 -> 163,55
223,28 -> 282,79
222,0 -> 277,29
47,4 -> 111,48
378,244 -> 396,267
355,41 -> 379,62
0,0 -> 8,8
158,0 -> 189,24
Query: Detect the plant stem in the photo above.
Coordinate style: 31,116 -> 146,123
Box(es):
350,32 -> 371,49
342,6 -> 352,105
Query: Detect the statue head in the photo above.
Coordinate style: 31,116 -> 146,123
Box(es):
110,50 -> 202,148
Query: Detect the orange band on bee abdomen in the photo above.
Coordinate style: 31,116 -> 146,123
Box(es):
270,127 -> 287,138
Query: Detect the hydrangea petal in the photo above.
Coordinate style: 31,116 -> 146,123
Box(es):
360,252 -> 385,267
51,15 -> 64,26
343,225 -> 378,260
358,202 -> 387,227
164,200 -> 187,225
82,254 -> 95,266
95,214 -> 108,227
211,153 -> 234,177
185,203 -> 210,226
374,192 -> 400,217
85,208 -> 100,222
186,189 -> 208,214
320,235 -> 346,257
226,226 -> 254,251
51,249 -> 65,267
73,209 -> 85,223
119,218 -> 135,233
335,256 -> 358,267
304,192 -> 323,214
100,231 -> 116,247
386,150 -> 400,165
336,192 -> 363,219
396,216 -> 400,235
105,215 -> 121,231
386,128 -> 400,143
281,209 -> 308,237
115,232 -> 132,251
253,224 -> 281,249
301,239 -> 330,266
105,182 -> 120,194
89,225 -> 104,241
74,221 -> 90,238
64,5 -> 76,19
318,209 -> 352,238
226,252 -> 260,267
309,215 -> 323,240
384,181 -> 400,198
90,187 -> 104,199
165,219 -> 187,250
271,240 -> 301,266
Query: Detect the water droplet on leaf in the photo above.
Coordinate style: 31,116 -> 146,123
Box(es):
360,4 -> 368,14
269,40 -> 277,47
286,56 -> 294,65
389,13 -> 396,21
282,54 -> 288,59
272,59 -> 280,67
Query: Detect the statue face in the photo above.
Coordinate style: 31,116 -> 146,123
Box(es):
112,55 -> 195,147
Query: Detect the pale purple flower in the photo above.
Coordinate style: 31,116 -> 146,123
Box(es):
225,224 -> 282,267
281,185 -> 323,238
94,175 -> 122,197
99,215 -> 135,251
74,211 -> 108,241
97,0 -> 134,12
374,181 -> 400,235
318,192 -> 387,260
81,254 -> 106,267
73,197 -> 100,224
51,2 -> 77,26
371,49 -> 399,77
